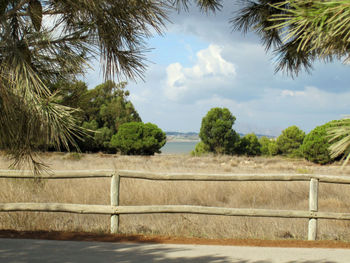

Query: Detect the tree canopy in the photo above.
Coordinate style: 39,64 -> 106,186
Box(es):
276,125 -> 305,156
50,80 -> 141,153
301,121 -> 335,164
199,107 -> 239,154
110,122 -> 166,155
239,133 -> 261,156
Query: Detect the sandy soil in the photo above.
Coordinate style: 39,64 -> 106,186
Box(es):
1,230 -> 350,249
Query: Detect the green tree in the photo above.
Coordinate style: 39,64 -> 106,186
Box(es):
51,80 -> 141,152
0,0 -> 221,168
301,119 -> 350,165
50,81 -> 90,110
80,120 -> 99,152
110,122 -> 166,155
300,121 -> 341,165
85,81 -> 129,124
95,127 -> 114,152
199,108 -> 239,154
94,81 -> 141,133
276,126 -> 305,156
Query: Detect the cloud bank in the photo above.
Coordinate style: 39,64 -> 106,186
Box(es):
164,45 -> 236,102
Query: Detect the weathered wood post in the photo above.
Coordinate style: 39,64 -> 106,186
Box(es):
110,172 -> 120,234
308,178 -> 319,240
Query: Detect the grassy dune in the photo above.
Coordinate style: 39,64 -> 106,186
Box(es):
1,152 -> 350,240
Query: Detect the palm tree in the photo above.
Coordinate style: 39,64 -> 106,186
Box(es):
328,117 -> 350,166
0,0 -> 221,171
232,0 -> 350,74
269,0 -> 350,60
232,0 -> 319,75
272,0 -> 350,165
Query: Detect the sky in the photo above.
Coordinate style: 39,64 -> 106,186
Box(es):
82,1 -> 349,136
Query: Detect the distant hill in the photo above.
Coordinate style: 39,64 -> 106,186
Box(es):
165,131 -> 275,142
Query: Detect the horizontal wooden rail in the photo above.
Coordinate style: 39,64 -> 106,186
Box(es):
118,170 -> 350,184
1,169 -> 350,184
2,203 -> 350,221
0,170 -> 114,179
0,203 -> 113,214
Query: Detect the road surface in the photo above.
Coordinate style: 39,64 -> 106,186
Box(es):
1,238 -> 350,262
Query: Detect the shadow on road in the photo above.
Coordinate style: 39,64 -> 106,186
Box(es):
0,238 -> 339,263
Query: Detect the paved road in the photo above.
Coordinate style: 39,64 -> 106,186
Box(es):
1,238 -> 350,263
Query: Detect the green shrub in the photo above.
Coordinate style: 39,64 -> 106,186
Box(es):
95,127 -> 113,151
289,147 -> 304,158
259,136 -> 271,155
268,140 -> 279,156
301,120 -> 341,164
259,136 -> 279,156
243,133 -> 261,156
276,125 -> 305,156
236,133 -> 261,156
110,122 -> 166,155
191,141 -> 210,156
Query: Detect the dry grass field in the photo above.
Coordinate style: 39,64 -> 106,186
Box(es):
1,152 -> 350,241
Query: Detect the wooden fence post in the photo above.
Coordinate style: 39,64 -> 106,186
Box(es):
308,178 -> 319,240
110,172 -> 120,234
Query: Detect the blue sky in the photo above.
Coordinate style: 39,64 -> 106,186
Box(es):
83,1 -> 349,136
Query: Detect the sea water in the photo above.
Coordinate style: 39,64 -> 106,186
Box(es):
160,141 -> 198,154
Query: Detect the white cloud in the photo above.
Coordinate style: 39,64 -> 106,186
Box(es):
164,45 -> 236,102
266,86 -> 349,114
192,85 -> 350,134
280,89 -> 306,97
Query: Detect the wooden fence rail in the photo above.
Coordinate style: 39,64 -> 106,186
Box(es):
1,169 -> 350,240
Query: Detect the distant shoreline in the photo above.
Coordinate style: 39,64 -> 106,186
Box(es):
165,132 -> 275,142
166,139 -> 200,143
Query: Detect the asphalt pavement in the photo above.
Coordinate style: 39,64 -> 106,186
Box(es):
1,238 -> 350,263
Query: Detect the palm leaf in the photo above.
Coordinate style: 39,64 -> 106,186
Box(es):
0,0 -> 221,171
327,117 -> 350,167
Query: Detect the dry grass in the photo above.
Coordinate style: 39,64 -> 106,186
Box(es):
1,152 -> 350,240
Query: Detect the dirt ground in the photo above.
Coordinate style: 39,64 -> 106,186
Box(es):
1,230 -> 350,249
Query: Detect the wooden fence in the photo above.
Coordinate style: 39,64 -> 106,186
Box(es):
1,169 -> 350,240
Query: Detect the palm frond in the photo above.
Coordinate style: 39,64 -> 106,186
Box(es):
0,0 -> 222,170
168,0 -> 222,12
268,0 -> 350,63
231,0 -> 350,75
327,117 -> 350,167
